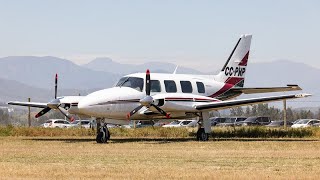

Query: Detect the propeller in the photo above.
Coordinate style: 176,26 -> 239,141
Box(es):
55,73 -> 58,99
35,73 -> 74,121
127,69 -> 170,119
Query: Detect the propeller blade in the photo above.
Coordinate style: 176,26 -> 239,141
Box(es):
55,73 -> 58,99
151,104 -> 170,118
146,69 -> 151,96
127,105 -> 144,119
57,107 -> 74,121
35,107 -> 51,118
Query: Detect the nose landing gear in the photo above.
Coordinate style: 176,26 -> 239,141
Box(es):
96,118 -> 110,143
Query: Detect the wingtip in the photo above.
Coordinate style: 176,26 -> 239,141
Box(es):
295,93 -> 312,98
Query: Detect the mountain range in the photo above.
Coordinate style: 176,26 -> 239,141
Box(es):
84,57 -> 203,75
0,56 -> 319,108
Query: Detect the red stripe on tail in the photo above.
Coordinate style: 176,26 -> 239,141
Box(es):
238,51 -> 249,66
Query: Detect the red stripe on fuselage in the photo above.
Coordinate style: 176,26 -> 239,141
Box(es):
165,97 -> 193,100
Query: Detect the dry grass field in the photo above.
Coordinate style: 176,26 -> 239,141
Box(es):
1,137 -> 320,179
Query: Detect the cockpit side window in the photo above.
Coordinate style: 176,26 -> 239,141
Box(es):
116,77 -> 129,87
151,80 -> 161,92
115,77 -> 144,92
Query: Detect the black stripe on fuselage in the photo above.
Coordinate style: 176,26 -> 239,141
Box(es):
93,99 -> 140,106
165,99 -> 217,102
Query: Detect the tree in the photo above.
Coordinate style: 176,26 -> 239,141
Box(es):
245,106 -> 250,116
257,104 -> 269,116
251,105 -> 257,116
316,108 -> 320,120
0,109 -> 10,125
295,110 -> 314,119
268,106 -> 281,120
230,107 -> 244,116
284,107 -> 294,121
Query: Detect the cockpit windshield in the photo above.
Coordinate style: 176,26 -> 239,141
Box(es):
115,77 -> 144,92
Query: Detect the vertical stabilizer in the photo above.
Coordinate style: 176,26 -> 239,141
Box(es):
215,34 -> 252,87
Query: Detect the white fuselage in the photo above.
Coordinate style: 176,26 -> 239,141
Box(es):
77,73 -> 236,120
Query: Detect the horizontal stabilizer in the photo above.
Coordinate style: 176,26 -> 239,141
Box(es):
230,84 -> 302,94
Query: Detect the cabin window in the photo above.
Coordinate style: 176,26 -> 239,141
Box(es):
196,82 -> 205,93
151,80 -> 161,92
180,81 -> 193,93
164,80 -> 177,93
115,77 -> 144,92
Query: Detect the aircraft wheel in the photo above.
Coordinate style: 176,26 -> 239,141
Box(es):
96,126 -> 109,143
196,128 -> 209,141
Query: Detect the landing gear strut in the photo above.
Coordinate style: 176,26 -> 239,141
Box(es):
196,112 -> 210,141
96,118 -> 110,143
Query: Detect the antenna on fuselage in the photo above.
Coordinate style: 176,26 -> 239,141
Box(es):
173,65 -> 178,74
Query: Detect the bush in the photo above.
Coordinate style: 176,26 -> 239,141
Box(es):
0,126 -> 96,137
109,127 -> 190,138
0,125 -> 317,139
210,126 -> 313,138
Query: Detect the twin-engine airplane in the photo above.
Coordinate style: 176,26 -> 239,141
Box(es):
8,34 -> 311,143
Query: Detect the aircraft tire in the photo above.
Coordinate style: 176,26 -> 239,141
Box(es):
196,128 -> 209,141
96,126 -> 109,143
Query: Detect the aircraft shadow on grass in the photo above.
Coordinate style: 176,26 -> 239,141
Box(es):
24,137 -> 320,144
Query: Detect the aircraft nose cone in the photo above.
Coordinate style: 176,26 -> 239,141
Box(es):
78,100 -> 91,114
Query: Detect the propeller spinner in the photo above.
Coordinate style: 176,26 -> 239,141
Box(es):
127,69 -> 170,119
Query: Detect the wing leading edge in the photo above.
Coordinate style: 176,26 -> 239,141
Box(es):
7,101 -> 47,108
196,93 -> 311,111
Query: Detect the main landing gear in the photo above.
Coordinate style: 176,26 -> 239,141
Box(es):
96,118 -> 110,143
94,113 -> 212,143
196,112 -> 211,141
197,128 -> 209,141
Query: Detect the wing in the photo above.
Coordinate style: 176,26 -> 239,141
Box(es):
196,93 -> 311,111
7,101 -> 48,108
230,84 -> 301,94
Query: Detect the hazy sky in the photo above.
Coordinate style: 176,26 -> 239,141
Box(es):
0,0 -> 319,72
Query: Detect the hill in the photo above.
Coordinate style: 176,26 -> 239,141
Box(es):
0,77 -> 97,102
0,56 -> 120,89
